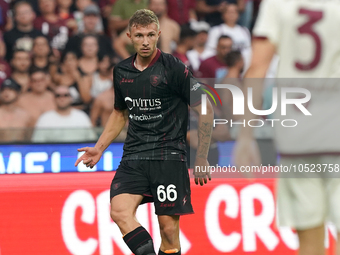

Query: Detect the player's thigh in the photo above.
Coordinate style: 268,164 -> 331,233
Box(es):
278,157 -> 327,229
148,161 -> 194,216
111,193 -> 144,215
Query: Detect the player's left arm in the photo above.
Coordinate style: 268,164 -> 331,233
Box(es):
172,59 -> 214,185
190,101 -> 214,186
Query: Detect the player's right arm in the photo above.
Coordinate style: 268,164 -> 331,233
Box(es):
75,66 -> 128,168
75,108 -> 128,168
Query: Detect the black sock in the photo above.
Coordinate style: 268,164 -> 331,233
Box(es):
123,226 -> 156,255
158,249 -> 181,255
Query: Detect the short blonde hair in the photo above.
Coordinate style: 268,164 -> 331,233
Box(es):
128,9 -> 159,31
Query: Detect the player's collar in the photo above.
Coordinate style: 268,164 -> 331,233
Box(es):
132,48 -> 161,71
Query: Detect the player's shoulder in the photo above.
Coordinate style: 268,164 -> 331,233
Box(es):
114,55 -> 135,72
159,50 -> 186,70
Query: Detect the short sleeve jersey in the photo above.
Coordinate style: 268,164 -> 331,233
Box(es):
114,49 -> 203,161
253,0 -> 340,78
253,0 -> 340,154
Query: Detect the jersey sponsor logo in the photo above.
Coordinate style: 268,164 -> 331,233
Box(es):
124,97 -> 161,110
150,75 -> 162,87
129,113 -> 162,121
120,78 -> 134,84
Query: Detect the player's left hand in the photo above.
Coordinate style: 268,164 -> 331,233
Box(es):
193,157 -> 211,186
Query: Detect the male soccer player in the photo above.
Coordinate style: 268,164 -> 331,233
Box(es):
75,9 -> 213,255
234,1 -> 340,255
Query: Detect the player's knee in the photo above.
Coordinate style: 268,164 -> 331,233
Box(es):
159,224 -> 178,243
110,208 -> 130,224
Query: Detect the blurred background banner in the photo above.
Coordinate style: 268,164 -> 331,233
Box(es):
0,142 -> 123,174
0,169 -> 337,254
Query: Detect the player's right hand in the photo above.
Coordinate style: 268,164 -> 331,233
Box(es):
233,137 -> 261,173
74,147 -> 102,168
194,157 -> 212,186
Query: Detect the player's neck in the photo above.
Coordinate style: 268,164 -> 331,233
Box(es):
135,49 -> 158,71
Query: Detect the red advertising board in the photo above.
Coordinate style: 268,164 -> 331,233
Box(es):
0,173 -> 336,254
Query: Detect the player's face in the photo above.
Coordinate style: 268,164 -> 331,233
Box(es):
0,89 -> 19,105
128,23 -> 161,59
31,72 -> 48,93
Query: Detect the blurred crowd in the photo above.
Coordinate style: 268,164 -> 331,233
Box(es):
0,0 -> 265,143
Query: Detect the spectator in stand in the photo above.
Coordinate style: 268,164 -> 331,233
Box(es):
17,68 -> 56,125
52,51 -> 92,108
113,0 -> 179,58
0,0 -> 11,31
31,36 -> 53,72
0,32 -> 5,59
196,0 -> 228,27
57,0 -> 78,32
10,50 -> 31,92
78,34 -> 99,75
90,64 -> 114,127
173,25 -> 196,68
0,33 -> 11,84
205,4 -> 251,71
4,1 -> 43,61
220,50 -> 244,119
74,0 -> 104,33
32,85 -> 97,142
63,4 -> 115,59
90,75 -> 128,140
198,35 -> 232,80
237,0 -> 253,29
90,54 -> 113,98
109,0 -> 148,35
0,58 -> 11,86
224,50 -> 244,78
0,79 -> 33,142
166,0 -> 197,25
34,0 -> 69,53
186,21 -> 210,73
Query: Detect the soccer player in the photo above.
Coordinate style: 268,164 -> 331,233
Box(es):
75,9 -> 213,255
233,1 -> 340,255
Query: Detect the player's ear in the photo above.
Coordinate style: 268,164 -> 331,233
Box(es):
158,30 -> 161,37
127,32 -> 131,40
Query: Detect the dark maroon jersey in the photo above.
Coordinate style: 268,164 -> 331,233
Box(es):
34,17 -> 69,50
114,49 -> 203,161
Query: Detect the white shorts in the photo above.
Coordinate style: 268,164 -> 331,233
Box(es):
277,156 -> 340,230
